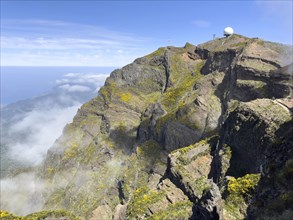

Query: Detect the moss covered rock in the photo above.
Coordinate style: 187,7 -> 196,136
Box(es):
168,139 -> 215,201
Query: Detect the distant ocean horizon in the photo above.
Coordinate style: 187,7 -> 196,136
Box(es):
0,66 -> 117,105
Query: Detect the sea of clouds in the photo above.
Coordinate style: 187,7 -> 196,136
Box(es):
0,71 -> 110,215
1,72 -> 109,166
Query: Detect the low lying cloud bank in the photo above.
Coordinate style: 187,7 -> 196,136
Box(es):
0,71 -> 110,215
0,172 -> 45,215
8,105 -> 80,165
1,72 -> 109,167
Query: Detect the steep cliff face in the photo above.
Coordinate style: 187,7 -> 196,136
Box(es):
8,35 -> 291,219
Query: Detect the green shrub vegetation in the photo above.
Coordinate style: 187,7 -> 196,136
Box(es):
126,186 -> 164,219
146,47 -> 166,58
174,138 -> 211,166
227,173 -> 260,196
147,201 -> 193,220
136,140 -> 164,163
25,210 -> 81,220
161,57 -> 204,112
0,210 -> 80,220
225,173 -> 261,219
0,210 -> 22,220
98,81 -> 115,105
176,139 -> 208,154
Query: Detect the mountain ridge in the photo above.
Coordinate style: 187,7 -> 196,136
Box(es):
1,34 -> 292,219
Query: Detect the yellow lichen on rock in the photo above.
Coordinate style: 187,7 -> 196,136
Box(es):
120,92 -> 132,103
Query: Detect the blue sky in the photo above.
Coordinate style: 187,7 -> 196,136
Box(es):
1,0 -> 292,66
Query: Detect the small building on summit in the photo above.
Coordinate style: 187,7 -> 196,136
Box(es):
224,27 -> 234,37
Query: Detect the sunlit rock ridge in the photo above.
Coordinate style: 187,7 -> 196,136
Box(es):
2,34 -> 293,220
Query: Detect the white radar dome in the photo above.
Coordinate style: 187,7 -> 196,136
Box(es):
224,27 -> 234,36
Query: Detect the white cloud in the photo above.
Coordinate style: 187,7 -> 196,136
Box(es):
55,73 -> 109,93
1,48 -> 139,67
64,73 -> 81,77
0,172 -> 45,215
192,20 -> 211,28
55,78 -> 70,84
1,19 -> 147,43
59,84 -> 92,92
1,19 -> 151,66
0,36 -> 121,50
8,105 -> 80,165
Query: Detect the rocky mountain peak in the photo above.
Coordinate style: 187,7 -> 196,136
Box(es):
3,35 -> 292,219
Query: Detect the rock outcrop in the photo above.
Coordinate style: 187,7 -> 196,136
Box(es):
4,35 -> 292,219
